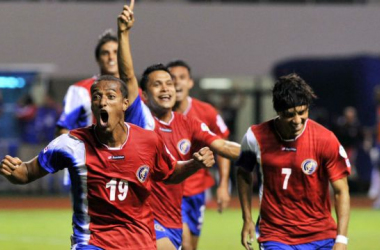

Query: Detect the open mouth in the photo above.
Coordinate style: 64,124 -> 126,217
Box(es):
99,110 -> 109,127
159,94 -> 171,102
109,61 -> 116,66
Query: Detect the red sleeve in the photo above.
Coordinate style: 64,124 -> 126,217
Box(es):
323,132 -> 351,182
151,133 -> 177,182
189,116 -> 221,149
204,106 -> 230,139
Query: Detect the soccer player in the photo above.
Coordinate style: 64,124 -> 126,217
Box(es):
56,30 -> 119,135
237,74 -> 351,250
117,4 -> 240,250
0,75 -> 215,250
166,59 -> 231,250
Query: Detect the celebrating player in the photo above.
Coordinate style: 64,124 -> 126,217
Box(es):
117,3 -> 240,250
237,73 -> 351,250
0,75 -> 215,250
166,59 -> 231,250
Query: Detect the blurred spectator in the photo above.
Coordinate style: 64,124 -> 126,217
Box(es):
15,94 -> 38,144
332,106 -> 363,179
219,93 -> 245,142
35,94 -> 62,143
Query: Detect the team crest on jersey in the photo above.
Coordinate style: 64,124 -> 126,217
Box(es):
201,123 -> 210,132
301,159 -> 318,175
177,139 -> 191,155
154,223 -> 165,232
136,165 -> 150,183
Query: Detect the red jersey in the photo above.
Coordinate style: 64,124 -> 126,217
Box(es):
150,112 -> 220,228
182,97 -> 230,196
40,123 -> 176,249
237,119 -> 351,244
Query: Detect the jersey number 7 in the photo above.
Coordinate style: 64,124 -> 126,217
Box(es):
281,168 -> 292,190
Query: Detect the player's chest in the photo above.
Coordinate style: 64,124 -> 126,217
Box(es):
157,124 -> 194,160
260,140 -> 322,176
85,148 -> 154,185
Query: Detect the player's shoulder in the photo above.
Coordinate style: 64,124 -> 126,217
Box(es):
192,97 -> 218,112
45,132 -> 84,153
174,110 -> 201,126
250,119 -> 273,133
307,119 -> 334,136
128,122 -> 158,138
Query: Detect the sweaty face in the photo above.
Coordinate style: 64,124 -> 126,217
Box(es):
168,66 -> 193,102
276,105 -> 309,139
91,80 -> 128,132
97,41 -> 119,77
144,70 -> 176,113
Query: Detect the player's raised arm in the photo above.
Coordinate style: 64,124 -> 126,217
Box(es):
0,155 -> 48,184
117,0 -> 139,104
164,147 -> 215,184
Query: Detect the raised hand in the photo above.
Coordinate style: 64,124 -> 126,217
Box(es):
118,0 -> 135,32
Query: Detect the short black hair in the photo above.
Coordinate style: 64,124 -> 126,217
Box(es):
139,64 -> 172,91
95,29 -> 118,61
91,75 -> 128,99
272,73 -> 317,113
166,60 -> 192,78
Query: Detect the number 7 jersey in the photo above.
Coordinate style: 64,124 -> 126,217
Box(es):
237,118 -> 351,245
38,123 -> 176,250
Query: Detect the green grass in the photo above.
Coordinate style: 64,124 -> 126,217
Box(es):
0,208 -> 378,249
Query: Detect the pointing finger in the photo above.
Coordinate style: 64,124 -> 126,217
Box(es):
129,0 -> 135,11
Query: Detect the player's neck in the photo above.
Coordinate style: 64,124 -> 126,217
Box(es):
152,108 -> 173,123
174,97 -> 189,114
94,122 -> 128,148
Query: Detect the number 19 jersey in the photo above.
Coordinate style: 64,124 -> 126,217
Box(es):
38,123 -> 176,250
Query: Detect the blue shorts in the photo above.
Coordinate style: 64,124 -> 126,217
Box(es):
154,220 -> 182,250
71,244 -> 104,250
181,192 -> 206,236
259,239 -> 335,250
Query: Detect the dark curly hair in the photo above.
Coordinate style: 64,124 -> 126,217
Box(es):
272,73 -> 317,112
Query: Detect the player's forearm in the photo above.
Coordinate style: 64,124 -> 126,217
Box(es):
117,30 -> 139,101
237,167 -> 253,222
334,185 -> 350,236
164,160 -> 201,184
212,139 -> 241,160
217,155 -> 230,188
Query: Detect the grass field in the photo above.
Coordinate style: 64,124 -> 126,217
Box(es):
0,208 -> 379,250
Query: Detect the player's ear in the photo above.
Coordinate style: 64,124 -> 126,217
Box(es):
123,98 -> 129,111
142,91 -> 148,101
189,79 -> 194,90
